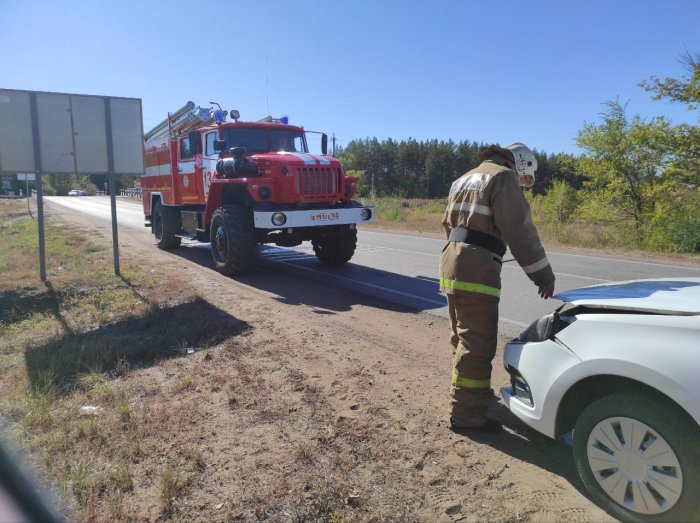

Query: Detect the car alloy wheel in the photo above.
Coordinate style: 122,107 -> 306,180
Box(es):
585,416 -> 682,515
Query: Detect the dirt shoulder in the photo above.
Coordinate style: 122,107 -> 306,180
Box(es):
14,201 -> 614,521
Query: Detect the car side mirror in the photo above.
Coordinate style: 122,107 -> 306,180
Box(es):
321,134 -> 328,155
213,139 -> 226,152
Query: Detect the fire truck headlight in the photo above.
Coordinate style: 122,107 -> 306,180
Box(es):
258,187 -> 271,199
360,208 -> 372,221
271,213 -> 287,226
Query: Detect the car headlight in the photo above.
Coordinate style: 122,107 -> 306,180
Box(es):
516,311 -> 575,343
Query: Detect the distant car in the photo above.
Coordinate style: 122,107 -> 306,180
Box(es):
67,189 -> 85,196
501,278 -> 700,522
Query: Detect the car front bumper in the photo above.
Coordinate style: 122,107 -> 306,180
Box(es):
500,339 -> 581,439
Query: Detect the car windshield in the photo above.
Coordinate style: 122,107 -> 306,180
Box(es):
221,128 -> 307,154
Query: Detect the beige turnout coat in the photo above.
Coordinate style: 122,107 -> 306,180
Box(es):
439,155 -> 555,300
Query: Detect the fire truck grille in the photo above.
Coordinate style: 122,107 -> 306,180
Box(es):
296,168 -> 339,197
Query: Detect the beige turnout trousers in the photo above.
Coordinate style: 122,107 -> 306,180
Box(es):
447,285 -> 499,426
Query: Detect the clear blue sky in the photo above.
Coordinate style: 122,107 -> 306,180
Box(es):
2,0 -> 699,155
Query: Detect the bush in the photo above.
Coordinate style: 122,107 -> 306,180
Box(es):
645,193 -> 700,253
540,180 -> 580,224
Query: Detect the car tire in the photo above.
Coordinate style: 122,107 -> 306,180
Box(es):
210,205 -> 255,275
311,227 -> 357,265
153,200 -> 181,250
573,391 -> 700,522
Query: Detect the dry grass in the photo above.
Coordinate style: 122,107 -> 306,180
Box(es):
361,196 -> 699,262
360,197 -> 445,234
0,199 -> 248,521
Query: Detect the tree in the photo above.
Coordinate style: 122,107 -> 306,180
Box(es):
639,51 -> 700,251
576,100 -> 676,236
640,51 -> 700,111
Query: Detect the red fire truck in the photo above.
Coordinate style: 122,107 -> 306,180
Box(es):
141,102 -> 373,275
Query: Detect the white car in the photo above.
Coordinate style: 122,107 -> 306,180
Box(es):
67,189 -> 85,196
501,277 -> 700,522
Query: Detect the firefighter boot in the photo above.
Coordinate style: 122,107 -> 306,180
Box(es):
449,387 -> 502,432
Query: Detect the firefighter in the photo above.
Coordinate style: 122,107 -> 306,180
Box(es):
440,142 -> 555,432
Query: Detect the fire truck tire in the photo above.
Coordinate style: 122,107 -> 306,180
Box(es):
312,227 -> 357,265
210,205 -> 255,275
153,201 -> 181,250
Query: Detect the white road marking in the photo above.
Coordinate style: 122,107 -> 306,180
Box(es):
546,249 -> 700,271
361,230 -> 699,271
259,248 -> 530,327
268,257 -> 446,308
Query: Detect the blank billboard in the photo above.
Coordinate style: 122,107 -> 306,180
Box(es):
0,90 -> 35,173
0,89 -> 144,175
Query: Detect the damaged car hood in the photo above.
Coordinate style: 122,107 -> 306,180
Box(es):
554,277 -> 700,315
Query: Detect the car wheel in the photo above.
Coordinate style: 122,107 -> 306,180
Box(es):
573,392 -> 700,522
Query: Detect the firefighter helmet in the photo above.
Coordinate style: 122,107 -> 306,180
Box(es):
506,142 -> 537,188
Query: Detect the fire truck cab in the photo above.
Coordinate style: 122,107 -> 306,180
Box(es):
141,103 -> 373,275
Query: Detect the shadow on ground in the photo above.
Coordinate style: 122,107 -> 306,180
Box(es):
452,402 -> 597,509
1,286 -> 71,332
167,241 -> 445,315
22,292 -> 248,394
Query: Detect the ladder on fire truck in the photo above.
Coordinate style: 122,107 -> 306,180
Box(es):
143,101 -> 214,141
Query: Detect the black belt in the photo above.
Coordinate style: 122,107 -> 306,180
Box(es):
448,227 -> 506,257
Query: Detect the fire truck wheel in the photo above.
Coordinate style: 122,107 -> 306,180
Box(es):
312,227 -> 357,265
153,200 -> 181,250
210,205 -> 255,275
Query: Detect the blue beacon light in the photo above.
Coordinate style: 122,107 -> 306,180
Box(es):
281,115 -> 289,125
214,110 -> 225,124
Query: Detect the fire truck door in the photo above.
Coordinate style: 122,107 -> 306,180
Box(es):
177,135 -> 200,203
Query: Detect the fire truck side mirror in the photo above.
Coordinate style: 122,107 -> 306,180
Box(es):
321,134 -> 328,155
213,139 -> 226,152
188,131 -> 202,155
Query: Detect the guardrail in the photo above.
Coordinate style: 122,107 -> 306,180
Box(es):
96,189 -> 142,198
120,188 -> 142,199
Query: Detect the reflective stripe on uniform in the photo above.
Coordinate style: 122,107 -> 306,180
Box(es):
439,278 -> 500,298
452,372 -> 490,389
521,256 -> 550,274
457,202 -> 492,216
450,172 -> 490,195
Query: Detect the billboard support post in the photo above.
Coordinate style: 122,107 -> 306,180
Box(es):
104,99 -> 120,276
29,92 -> 46,282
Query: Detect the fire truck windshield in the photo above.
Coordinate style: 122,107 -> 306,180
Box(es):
269,130 -> 307,153
222,128 -> 269,153
221,128 -> 308,154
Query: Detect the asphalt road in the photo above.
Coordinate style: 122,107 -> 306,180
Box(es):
46,196 -> 700,337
